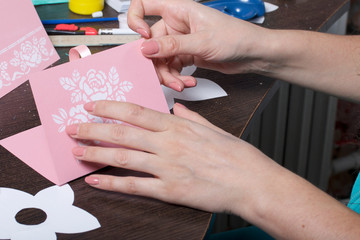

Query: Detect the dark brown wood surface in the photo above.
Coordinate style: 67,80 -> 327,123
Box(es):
0,0 -> 349,239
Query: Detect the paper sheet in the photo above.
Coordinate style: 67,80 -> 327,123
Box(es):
1,40 -> 169,185
0,0 -> 59,98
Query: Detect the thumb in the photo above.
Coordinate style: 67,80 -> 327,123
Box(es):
140,33 -> 206,58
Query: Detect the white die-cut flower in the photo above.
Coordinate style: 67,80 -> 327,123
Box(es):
0,184 -> 100,240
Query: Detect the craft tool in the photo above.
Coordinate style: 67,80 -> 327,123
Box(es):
54,24 -> 79,31
48,34 -> 141,47
46,27 -> 97,35
98,28 -> 138,35
41,17 -> 118,25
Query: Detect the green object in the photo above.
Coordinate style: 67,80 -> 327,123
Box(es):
32,0 -> 69,5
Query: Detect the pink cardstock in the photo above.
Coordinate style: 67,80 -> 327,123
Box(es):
0,40 -> 169,185
0,0 -> 59,98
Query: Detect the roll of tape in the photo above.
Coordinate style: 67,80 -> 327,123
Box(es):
69,0 -> 104,15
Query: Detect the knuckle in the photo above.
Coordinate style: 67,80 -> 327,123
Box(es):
127,104 -> 145,118
103,176 -> 117,191
113,149 -> 129,167
111,125 -> 127,142
164,36 -> 179,54
125,177 -> 138,194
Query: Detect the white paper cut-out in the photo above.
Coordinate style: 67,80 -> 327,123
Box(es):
0,184 -> 100,240
162,65 -> 228,109
52,67 -> 131,132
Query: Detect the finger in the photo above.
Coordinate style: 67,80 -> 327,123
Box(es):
140,32 -> 210,59
149,19 -> 168,38
169,67 -> 197,88
85,175 -> 165,199
85,101 -> 170,132
127,0 -> 151,38
154,58 -> 196,90
173,103 -> 232,136
66,122 -> 156,152
73,146 -> 165,176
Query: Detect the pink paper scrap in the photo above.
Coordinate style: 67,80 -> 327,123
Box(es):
0,0 -> 59,98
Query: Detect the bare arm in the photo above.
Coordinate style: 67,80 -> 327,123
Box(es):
67,101 -> 360,240
128,0 -> 360,100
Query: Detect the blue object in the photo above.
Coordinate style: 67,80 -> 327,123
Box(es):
348,172 -> 360,213
41,17 -> 118,25
203,0 -> 265,20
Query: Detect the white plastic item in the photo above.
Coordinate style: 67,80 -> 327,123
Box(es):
106,0 -> 130,12
92,10 -> 103,18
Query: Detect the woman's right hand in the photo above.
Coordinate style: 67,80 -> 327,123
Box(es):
128,0 -> 272,91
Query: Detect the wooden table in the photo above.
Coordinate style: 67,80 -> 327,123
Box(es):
0,0 -> 349,239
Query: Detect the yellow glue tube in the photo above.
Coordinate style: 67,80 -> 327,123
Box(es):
69,0 -> 104,15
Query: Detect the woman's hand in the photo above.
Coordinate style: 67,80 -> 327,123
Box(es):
66,101 -> 360,239
128,0 -> 271,91
65,100 -> 275,215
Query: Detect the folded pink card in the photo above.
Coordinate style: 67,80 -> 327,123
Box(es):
0,40 -> 169,185
0,0 -> 59,98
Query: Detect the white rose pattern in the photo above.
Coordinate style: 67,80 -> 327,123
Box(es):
52,67 -> 133,133
0,36 -> 55,88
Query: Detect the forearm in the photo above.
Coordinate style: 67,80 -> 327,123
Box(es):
254,30 -> 360,101
236,159 -> 360,240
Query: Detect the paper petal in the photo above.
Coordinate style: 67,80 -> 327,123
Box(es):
35,185 -> 74,207
12,228 -> 57,240
0,188 -> 38,238
49,205 -> 101,233
162,77 -> 227,109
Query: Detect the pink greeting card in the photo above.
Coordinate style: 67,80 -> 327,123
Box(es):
0,40 -> 169,185
0,0 -> 59,98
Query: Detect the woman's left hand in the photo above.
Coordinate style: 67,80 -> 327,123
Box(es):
65,100 -> 275,215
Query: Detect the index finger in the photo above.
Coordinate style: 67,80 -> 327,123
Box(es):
85,101 -> 171,132
127,0 -> 150,38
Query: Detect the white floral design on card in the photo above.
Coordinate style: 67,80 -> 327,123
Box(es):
0,184 -> 100,240
0,27 -> 55,90
52,67 -> 133,132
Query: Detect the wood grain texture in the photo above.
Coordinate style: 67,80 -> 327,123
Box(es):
0,0 -> 349,239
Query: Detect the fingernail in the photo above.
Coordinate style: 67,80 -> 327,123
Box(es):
72,147 -> 85,157
66,124 -> 78,136
84,102 -> 95,112
175,103 -> 188,109
169,82 -> 182,92
141,40 -> 159,55
136,28 -> 150,38
85,176 -> 100,185
184,79 -> 197,87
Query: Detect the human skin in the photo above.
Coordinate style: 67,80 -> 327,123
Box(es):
66,0 -> 360,239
